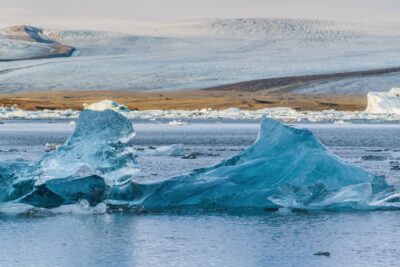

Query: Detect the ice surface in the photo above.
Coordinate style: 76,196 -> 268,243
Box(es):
2,19 -> 400,92
366,88 -> 400,114
115,118 -> 391,210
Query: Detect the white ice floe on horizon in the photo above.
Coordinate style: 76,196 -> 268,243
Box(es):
2,103 -> 400,123
366,88 -> 400,115
83,99 -> 129,113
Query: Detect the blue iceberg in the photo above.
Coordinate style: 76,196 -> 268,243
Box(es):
0,110 -> 139,208
114,118 -> 392,210
37,109 -> 139,186
0,109 -> 398,212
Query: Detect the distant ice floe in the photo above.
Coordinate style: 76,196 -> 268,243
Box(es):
2,100 -> 400,123
83,100 -> 129,112
1,109 -> 400,213
366,88 -> 400,115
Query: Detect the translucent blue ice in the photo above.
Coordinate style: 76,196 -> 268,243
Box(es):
38,109 -> 139,186
0,110 -> 139,207
114,118 -> 392,210
0,110 -> 398,211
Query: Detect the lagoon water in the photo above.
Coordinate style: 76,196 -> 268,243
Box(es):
1,121 -> 400,267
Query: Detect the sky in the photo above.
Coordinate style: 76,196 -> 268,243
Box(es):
1,0 -> 400,31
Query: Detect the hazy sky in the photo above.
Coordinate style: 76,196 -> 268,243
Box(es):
1,0 -> 400,31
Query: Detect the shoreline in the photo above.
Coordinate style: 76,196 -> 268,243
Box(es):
0,90 -> 367,111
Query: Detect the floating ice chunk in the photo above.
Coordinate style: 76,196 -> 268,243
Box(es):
140,144 -> 185,157
51,200 -> 107,215
83,100 -> 129,113
116,118 -> 389,210
44,143 -> 59,152
366,88 -> 400,114
0,203 -> 53,217
38,110 -> 139,185
169,120 -> 187,126
334,120 -> 351,125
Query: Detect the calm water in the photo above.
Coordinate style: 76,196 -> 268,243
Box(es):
0,121 -> 400,267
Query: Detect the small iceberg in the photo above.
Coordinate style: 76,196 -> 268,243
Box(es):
37,109 -> 139,186
0,109 -> 399,212
0,110 -> 140,208
83,100 -> 129,113
366,88 -> 400,114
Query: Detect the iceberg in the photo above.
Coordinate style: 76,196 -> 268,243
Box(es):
366,88 -> 400,114
1,110 -> 139,207
0,109 -> 399,212
111,118 -> 392,210
37,110 -> 139,186
83,100 -> 129,113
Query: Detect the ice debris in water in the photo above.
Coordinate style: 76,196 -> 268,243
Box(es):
138,144 -> 185,157
83,100 -> 129,113
111,118 -> 393,210
0,110 -> 399,212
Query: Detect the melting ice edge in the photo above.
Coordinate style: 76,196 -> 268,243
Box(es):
1,109 -> 400,215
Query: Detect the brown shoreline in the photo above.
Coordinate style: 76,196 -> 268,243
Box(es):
0,90 -> 367,111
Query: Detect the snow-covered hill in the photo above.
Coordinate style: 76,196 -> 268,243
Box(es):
1,18 -> 400,92
0,25 -> 75,61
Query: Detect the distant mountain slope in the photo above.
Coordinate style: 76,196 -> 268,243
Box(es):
1,19 -> 400,93
0,25 -> 75,61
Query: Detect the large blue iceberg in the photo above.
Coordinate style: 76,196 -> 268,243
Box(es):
0,109 -> 398,212
112,118 -> 392,210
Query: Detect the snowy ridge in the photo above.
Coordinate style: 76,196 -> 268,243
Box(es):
108,18 -> 400,39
